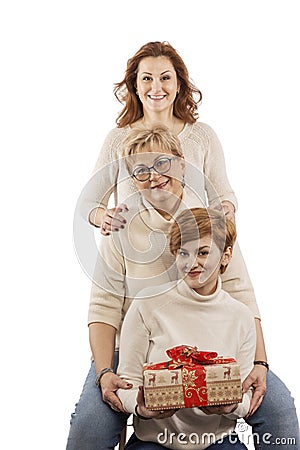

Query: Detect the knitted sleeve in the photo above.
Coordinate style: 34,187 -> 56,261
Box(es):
221,242 -> 260,318
80,128 -> 128,220
88,233 -> 126,330
117,299 -> 150,414
197,122 -> 238,209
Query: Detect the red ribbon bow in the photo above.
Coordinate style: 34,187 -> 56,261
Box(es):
165,345 -> 236,369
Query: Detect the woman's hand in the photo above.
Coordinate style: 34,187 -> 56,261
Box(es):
135,386 -> 178,420
210,201 -> 235,222
200,403 -> 238,415
100,371 -> 133,413
100,204 -> 129,236
221,201 -> 236,222
242,364 -> 267,417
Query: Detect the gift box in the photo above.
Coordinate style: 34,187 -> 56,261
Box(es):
143,345 -> 243,410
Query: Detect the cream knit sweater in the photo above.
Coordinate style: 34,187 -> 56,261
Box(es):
117,278 -> 256,449
81,122 -> 237,220
88,192 -> 259,347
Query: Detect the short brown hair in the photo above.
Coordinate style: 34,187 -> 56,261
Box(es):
114,41 -> 202,127
169,208 -> 237,274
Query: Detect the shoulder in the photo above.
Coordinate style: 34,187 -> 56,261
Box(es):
221,290 -> 255,323
93,126 -> 131,171
181,121 -> 220,146
127,281 -> 178,325
134,281 -> 178,305
102,126 -> 130,148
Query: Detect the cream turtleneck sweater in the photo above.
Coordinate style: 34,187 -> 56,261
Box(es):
117,278 -> 256,449
88,191 -> 259,345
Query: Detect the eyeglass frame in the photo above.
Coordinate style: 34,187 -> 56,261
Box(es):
131,156 -> 178,182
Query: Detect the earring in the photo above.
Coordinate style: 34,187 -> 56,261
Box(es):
136,91 -> 139,96
181,176 -> 185,188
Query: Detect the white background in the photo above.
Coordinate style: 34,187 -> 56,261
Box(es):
1,1 -> 299,448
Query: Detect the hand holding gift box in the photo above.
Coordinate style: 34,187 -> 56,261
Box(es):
143,345 -> 243,410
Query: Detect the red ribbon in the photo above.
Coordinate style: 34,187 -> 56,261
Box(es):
165,345 -> 236,369
144,345 -> 237,372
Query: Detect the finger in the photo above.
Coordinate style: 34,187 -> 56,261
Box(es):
247,389 -> 265,417
103,219 -> 119,232
246,395 -> 264,417
106,205 -> 128,221
136,386 -> 145,407
105,393 -> 126,413
103,215 -> 126,232
115,203 -> 129,213
117,379 -> 133,390
242,374 -> 256,393
110,215 -> 127,228
200,407 -> 213,415
100,223 -> 111,236
106,211 -> 127,224
157,409 -> 178,419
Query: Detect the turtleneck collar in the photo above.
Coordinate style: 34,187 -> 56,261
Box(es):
176,276 -> 223,303
137,187 -> 205,232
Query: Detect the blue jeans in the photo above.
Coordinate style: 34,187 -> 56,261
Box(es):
66,353 -> 129,450
66,355 -> 299,450
246,370 -> 299,449
124,433 -> 247,450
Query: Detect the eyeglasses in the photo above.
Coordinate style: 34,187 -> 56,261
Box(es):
132,156 -> 177,182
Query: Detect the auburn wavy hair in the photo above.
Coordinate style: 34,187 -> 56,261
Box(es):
114,41 -> 202,127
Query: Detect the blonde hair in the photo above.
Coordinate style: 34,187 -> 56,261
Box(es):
122,125 -> 183,173
169,207 -> 237,274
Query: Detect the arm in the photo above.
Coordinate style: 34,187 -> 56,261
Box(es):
202,312 -> 256,418
201,123 -> 238,210
221,241 -> 260,318
89,322 -> 116,374
78,128 -> 127,224
203,318 -> 267,419
89,322 -> 132,412
88,234 -> 131,412
116,301 -> 149,414
89,225 -> 128,326
243,318 -> 268,417
116,300 -> 178,420
220,242 -> 268,414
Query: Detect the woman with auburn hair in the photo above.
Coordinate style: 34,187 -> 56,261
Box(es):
86,41 -> 236,230
67,42 -> 299,450
113,40 -> 201,127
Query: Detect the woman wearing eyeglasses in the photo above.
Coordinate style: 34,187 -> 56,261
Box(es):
67,41 -> 299,450
73,126 -> 251,449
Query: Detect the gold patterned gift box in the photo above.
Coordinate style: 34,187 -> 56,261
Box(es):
143,345 -> 243,410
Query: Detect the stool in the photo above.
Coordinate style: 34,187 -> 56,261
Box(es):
119,426 -> 127,450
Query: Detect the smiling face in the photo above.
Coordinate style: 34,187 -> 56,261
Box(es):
131,148 -> 185,214
176,236 -> 232,296
136,56 -> 180,115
